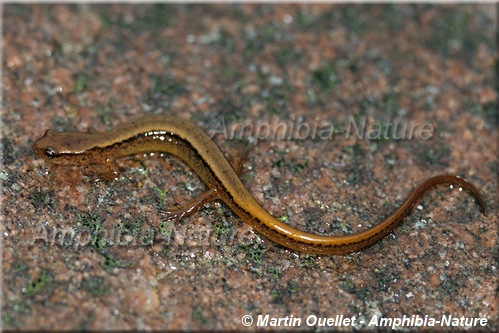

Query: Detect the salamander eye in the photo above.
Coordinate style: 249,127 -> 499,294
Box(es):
45,147 -> 57,158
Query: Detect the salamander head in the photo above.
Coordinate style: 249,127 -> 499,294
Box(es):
33,130 -> 97,165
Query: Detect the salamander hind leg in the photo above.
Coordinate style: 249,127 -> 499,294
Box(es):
158,186 -> 222,223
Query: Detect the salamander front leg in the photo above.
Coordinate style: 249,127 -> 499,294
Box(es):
86,162 -> 118,182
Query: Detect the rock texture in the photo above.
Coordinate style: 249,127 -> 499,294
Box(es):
2,4 -> 496,331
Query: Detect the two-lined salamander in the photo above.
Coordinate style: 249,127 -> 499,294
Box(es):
33,115 -> 487,254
